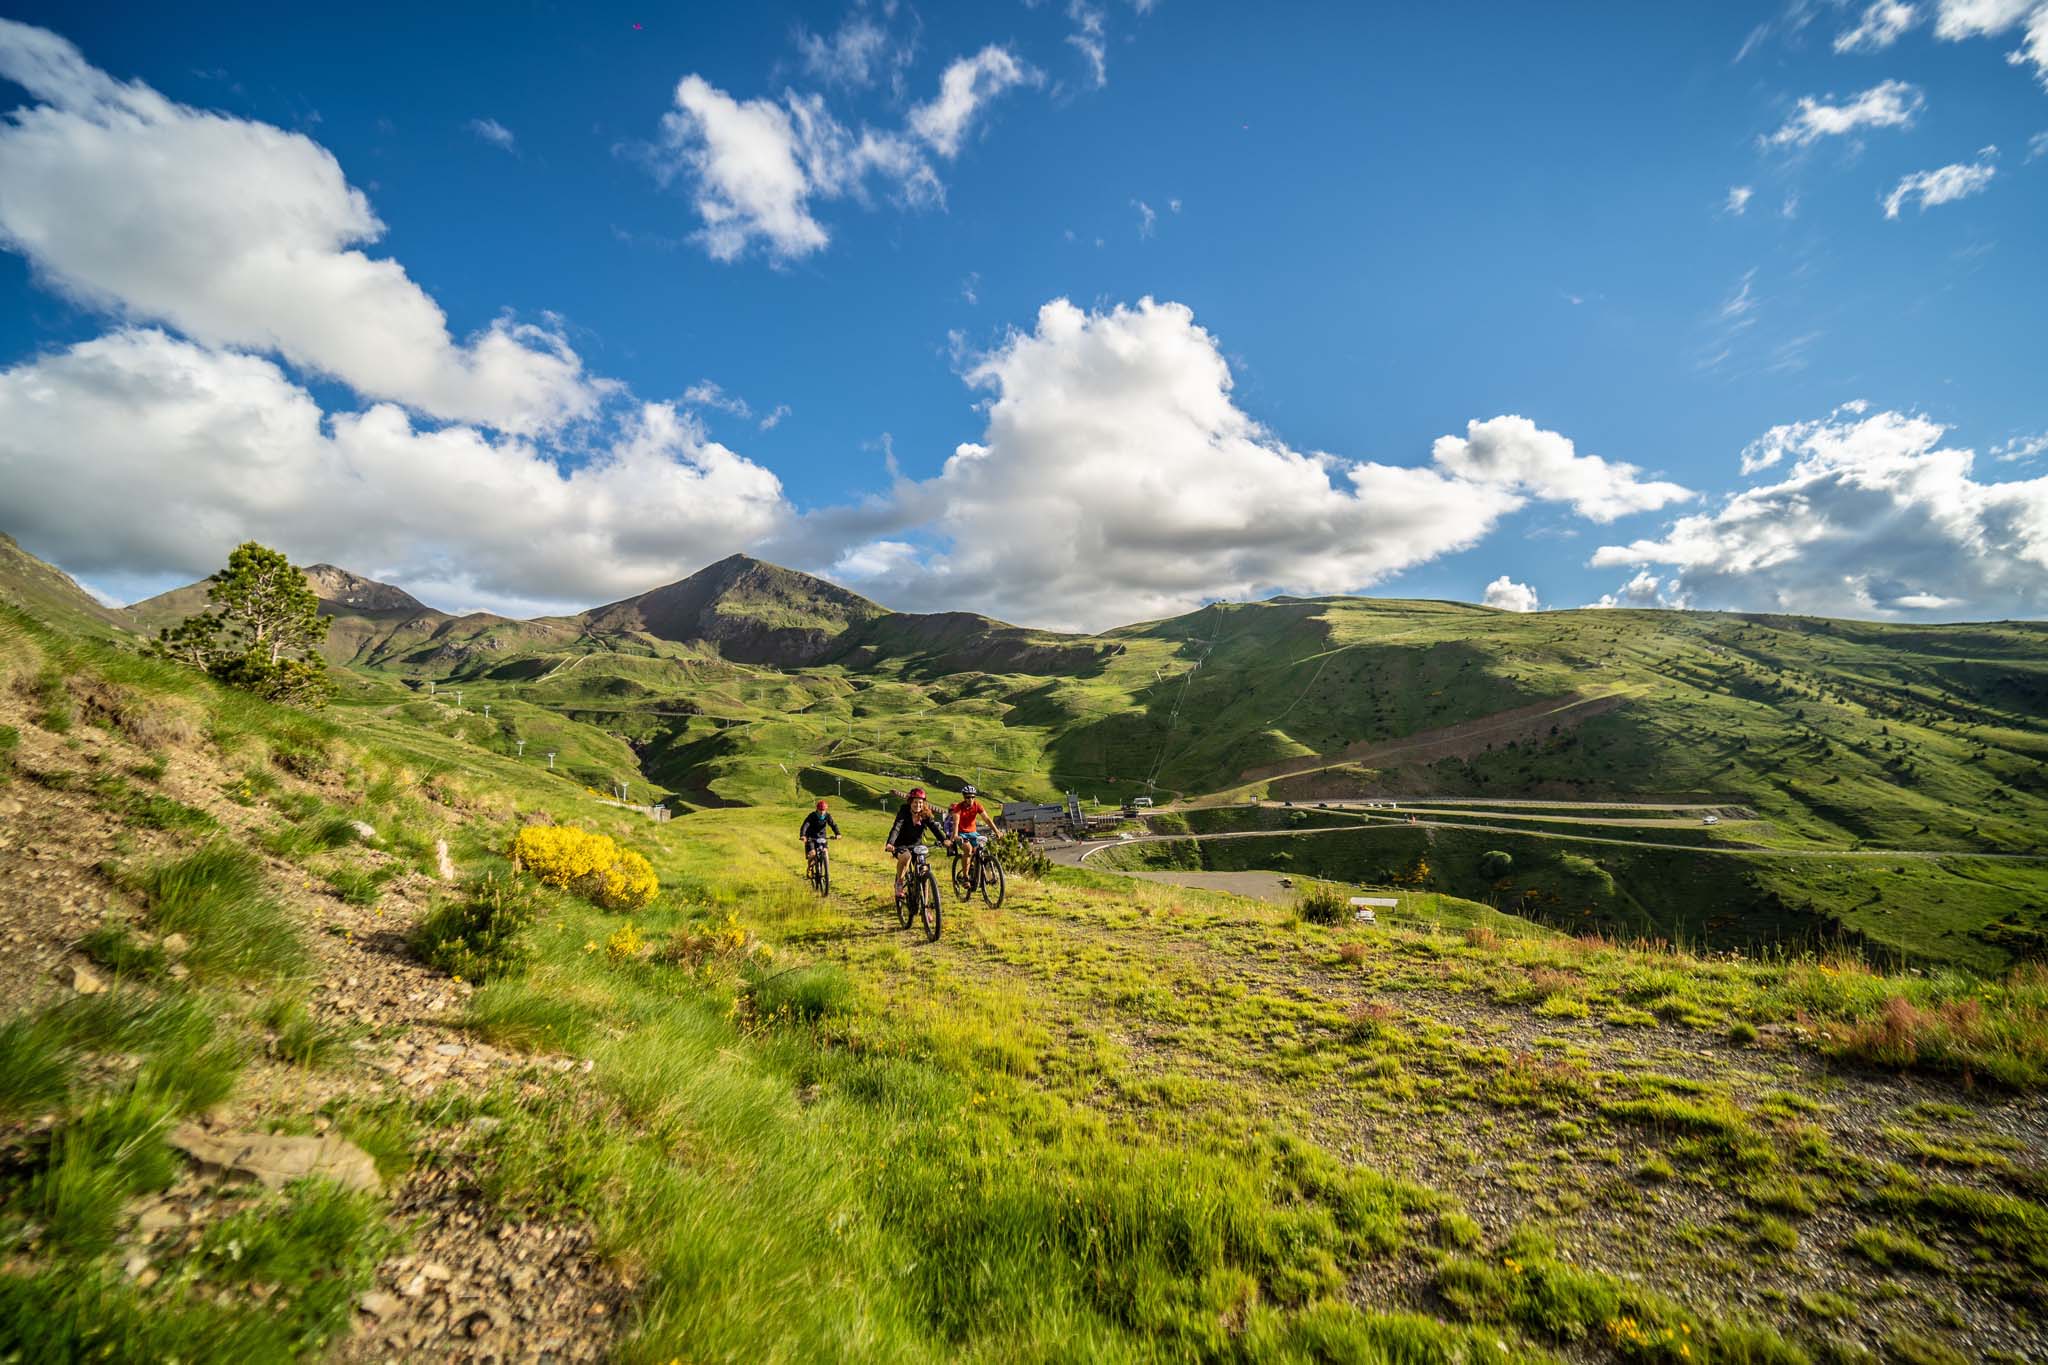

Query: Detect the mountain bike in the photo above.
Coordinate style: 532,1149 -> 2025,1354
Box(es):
805,837 -> 830,896
950,837 -> 1005,908
899,843 -> 942,941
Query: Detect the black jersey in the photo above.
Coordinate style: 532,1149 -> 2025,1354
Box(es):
885,803 -> 944,848
799,810 -> 840,841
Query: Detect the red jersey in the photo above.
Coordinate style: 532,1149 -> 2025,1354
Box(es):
950,799 -> 987,834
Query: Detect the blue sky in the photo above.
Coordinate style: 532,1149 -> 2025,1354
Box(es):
1,1 -> 2045,629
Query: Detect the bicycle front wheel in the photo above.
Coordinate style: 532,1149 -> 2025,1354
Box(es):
816,850 -> 830,897
979,854 -> 1005,908
918,870 -> 942,941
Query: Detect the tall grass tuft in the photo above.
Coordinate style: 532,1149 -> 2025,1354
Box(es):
126,842 -> 307,982
76,924 -> 168,980
0,1015 -> 75,1119
27,1087 -> 181,1253
194,1178 -> 397,1351
746,963 -> 854,1024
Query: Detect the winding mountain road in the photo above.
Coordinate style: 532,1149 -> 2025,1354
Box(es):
1053,814 -> 2047,870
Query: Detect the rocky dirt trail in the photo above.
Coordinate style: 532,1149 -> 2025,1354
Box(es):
0,695 -> 631,1362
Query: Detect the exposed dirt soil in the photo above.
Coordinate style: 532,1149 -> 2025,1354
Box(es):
0,690 -> 628,1361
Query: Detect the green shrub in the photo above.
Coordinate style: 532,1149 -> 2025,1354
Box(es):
411,873 -> 543,983
1480,850 -> 1514,878
1296,881 -> 1349,925
1556,853 -> 1615,895
989,830 -> 1051,878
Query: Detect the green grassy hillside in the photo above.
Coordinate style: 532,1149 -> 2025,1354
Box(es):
2,599 -> 2044,1364
12,536 -> 2048,966
0,534 -> 137,642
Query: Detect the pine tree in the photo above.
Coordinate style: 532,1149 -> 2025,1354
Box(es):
151,542 -> 334,706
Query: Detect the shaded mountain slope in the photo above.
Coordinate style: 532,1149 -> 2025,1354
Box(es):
0,533 -> 136,640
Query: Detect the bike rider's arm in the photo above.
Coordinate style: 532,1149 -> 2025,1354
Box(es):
825,813 -> 841,836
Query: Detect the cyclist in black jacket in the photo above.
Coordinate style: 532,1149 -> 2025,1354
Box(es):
884,787 -> 950,907
799,799 -> 840,880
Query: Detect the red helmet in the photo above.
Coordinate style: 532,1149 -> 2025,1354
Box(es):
909,787 -> 926,800
816,799 -> 828,810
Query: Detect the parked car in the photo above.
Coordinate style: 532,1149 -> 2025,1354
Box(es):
1317,802 -> 1329,808
1701,815 -> 1720,825
1131,796 -> 1153,808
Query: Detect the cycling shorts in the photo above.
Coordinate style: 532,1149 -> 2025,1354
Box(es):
957,830 -> 987,849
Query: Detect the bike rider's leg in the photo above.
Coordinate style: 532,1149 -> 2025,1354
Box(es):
894,848 -> 911,900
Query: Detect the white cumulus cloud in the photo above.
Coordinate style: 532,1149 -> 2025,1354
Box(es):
1763,79 -> 1925,147
1882,154 -> 1997,216
1482,576 -> 1541,612
0,330 -> 792,615
1591,405 -> 2048,619
1588,571 -> 1670,610
804,298 -> 1688,631
1836,1 -> 1921,51
908,46 -> 1032,157
1933,0 -> 2048,84
0,20 -> 603,435
658,76 -> 896,262
1431,417 -> 1694,523
658,45 -> 1030,262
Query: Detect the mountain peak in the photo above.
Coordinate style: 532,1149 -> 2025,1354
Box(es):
302,565 -> 432,615
577,554 -> 887,664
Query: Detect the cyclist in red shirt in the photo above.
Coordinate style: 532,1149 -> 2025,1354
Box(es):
948,785 -> 1000,876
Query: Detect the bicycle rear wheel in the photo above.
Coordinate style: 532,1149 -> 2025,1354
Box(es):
950,851 -> 970,898
894,872 -> 915,928
978,853 -> 1005,908
918,869 -> 942,941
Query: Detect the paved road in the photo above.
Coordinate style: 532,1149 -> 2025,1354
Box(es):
1063,820 -> 2046,864
1176,796 -> 1744,813
1115,870 -> 1299,903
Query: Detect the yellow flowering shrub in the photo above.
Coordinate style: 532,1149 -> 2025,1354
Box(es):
604,922 -> 645,963
511,824 -> 660,912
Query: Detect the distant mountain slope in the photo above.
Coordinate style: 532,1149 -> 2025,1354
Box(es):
0,533 -> 135,639
128,563 -> 429,632
575,554 -> 891,666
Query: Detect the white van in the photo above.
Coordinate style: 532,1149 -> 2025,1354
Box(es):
1131,796 -> 1153,808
